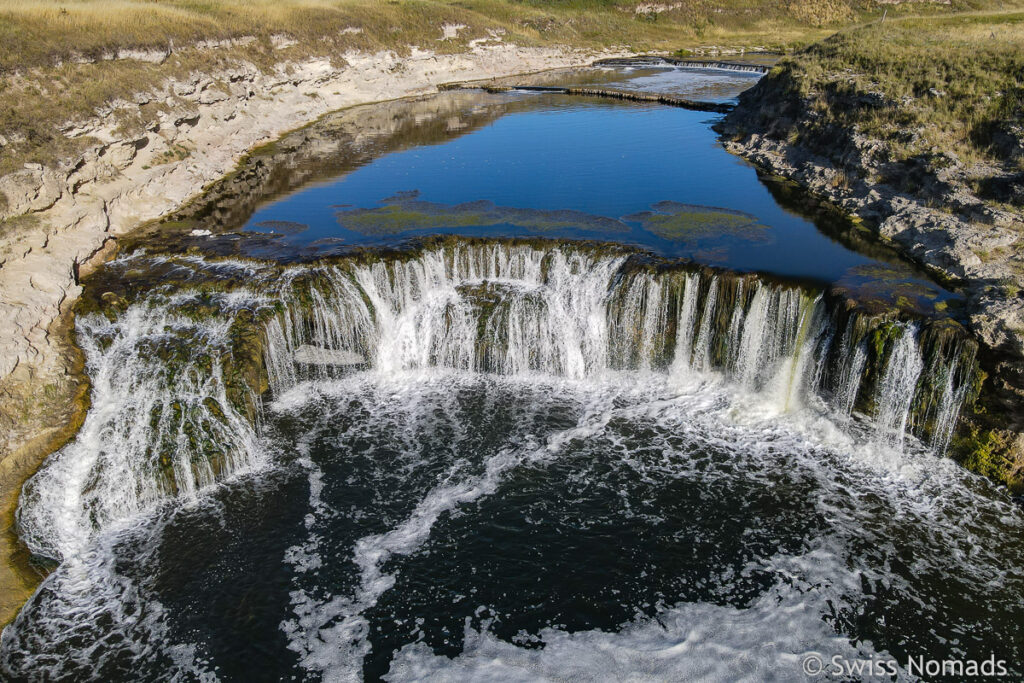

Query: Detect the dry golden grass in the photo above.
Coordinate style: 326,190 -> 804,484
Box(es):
0,0 -> 919,73
0,0 -> 1013,177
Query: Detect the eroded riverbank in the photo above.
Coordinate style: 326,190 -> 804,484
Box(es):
3,237 -> 1019,680
5,54 -> 1024,678
718,59 -> 1024,489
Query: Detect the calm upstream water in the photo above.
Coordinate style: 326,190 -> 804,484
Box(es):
3,64 -> 1022,682
230,68 -> 953,311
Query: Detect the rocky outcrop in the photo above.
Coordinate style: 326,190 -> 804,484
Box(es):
718,69 -> 1024,487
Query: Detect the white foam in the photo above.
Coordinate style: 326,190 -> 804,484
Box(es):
282,377 -> 622,680
385,563 -> 879,682
1,507 -> 218,681
9,245 -> 1013,679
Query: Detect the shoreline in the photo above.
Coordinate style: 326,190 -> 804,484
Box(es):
0,45 -> 629,627
0,306 -> 89,627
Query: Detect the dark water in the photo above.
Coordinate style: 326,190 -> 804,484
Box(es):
8,373 -> 1024,681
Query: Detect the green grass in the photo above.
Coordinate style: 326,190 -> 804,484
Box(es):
741,9 -> 1024,201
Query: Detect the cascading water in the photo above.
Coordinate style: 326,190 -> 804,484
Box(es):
669,271 -> 700,378
18,293 -> 268,562
833,320 -> 869,418
15,242 -> 979,567
261,243 -> 974,447
690,276 -> 719,374
6,241 -> 999,682
929,348 -> 977,457
873,323 -> 926,447
7,49 -> 1020,678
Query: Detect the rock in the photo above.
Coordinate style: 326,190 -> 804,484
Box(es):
0,167 -> 63,219
293,345 -> 365,366
174,113 -> 201,128
199,85 -> 229,105
77,239 -> 119,280
117,48 -> 169,64
271,35 -> 298,50
102,141 -> 139,170
971,294 -> 1024,349
0,45 -> 629,466
173,80 -> 198,97
721,67 -> 1024,485
439,24 -> 467,41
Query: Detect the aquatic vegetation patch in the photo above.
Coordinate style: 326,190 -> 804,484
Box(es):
334,195 -> 629,236
834,262 -> 948,314
625,201 -> 772,245
336,196 -> 778,252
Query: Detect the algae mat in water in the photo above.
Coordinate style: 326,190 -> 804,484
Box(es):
624,201 -> 771,245
334,194 -> 772,249
334,193 -> 628,236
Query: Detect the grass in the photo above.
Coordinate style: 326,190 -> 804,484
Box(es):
0,0 -> 874,76
0,0 -> 970,179
740,8 -> 1024,204
0,1 -> 1018,183
723,8 -> 1024,489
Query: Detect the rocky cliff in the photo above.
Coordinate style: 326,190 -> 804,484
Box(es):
718,52 -> 1024,488
0,44 -> 623,446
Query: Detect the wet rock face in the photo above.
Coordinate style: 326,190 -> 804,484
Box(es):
718,63 -> 1024,481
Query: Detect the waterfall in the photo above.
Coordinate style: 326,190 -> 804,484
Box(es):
930,352 -> 973,457
669,60 -> 770,74
593,56 -> 771,74
18,241 -> 979,563
670,272 -> 700,378
264,245 -> 624,383
770,294 -> 827,413
690,277 -> 719,374
924,334 -> 979,457
833,318 -> 869,418
873,323 -> 926,447
725,279 -> 747,371
262,243 -> 976,455
18,295 -> 267,561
